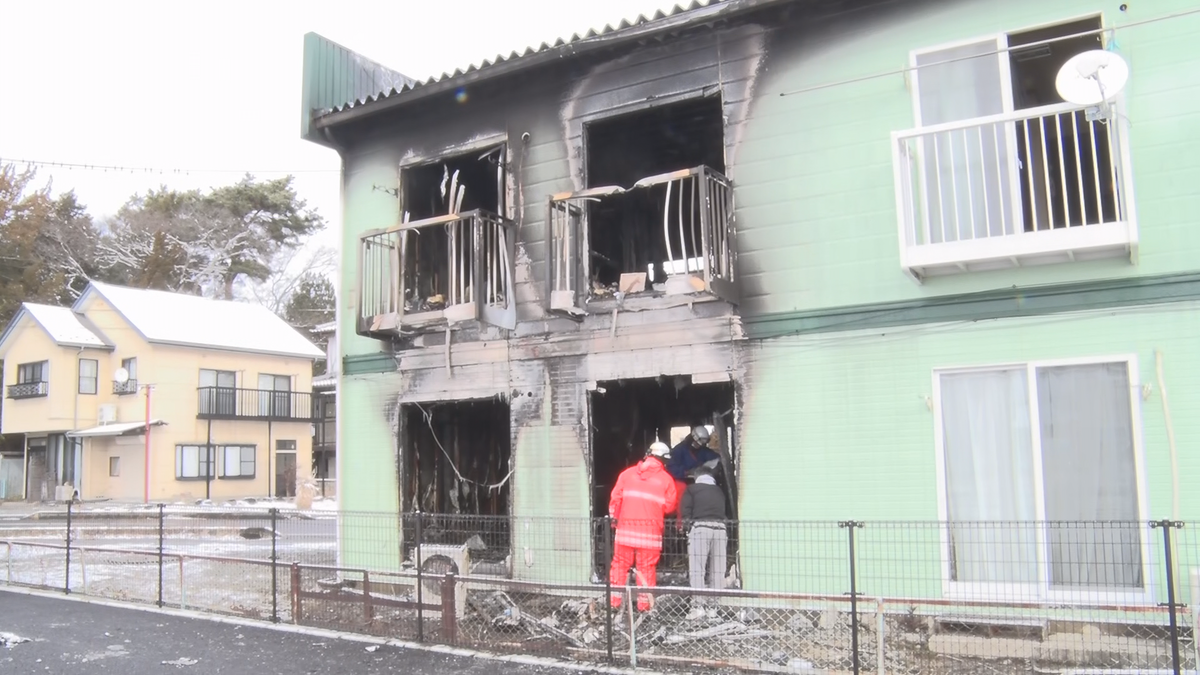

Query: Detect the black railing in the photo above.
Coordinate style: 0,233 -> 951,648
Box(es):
113,379 -> 139,395
6,381 -> 48,399
196,387 -> 316,421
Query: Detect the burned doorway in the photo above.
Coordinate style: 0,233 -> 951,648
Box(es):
398,145 -> 507,315
1008,16 -> 1118,230
583,96 -> 726,291
588,376 -> 737,579
400,398 -> 512,558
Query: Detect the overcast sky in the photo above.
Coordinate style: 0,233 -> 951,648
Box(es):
0,0 -> 686,249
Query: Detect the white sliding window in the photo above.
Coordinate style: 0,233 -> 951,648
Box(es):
936,358 -> 1147,601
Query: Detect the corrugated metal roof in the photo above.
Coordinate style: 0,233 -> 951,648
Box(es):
315,0 -> 754,123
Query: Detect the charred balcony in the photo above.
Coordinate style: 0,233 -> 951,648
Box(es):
549,165 -> 738,314
196,387 -> 317,422
549,95 -> 738,315
358,210 -> 517,336
358,143 -> 516,337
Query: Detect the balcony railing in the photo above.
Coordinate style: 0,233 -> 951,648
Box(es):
892,101 -> 1135,279
548,164 -> 738,313
196,387 -> 316,422
358,209 -> 516,336
6,382 -> 48,400
113,379 -> 139,395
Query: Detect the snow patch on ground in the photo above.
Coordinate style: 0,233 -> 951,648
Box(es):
1,631 -> 31,648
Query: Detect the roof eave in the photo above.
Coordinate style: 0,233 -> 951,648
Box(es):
312,0 -> 779,130
59,342 -> 115,351
145,338 -> 323,361
0,307 -> 31,356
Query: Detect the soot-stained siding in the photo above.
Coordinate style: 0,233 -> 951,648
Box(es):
336,16 -> 782,331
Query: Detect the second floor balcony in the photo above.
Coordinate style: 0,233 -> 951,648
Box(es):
548,164 -> 738,314
197,387 -> 316,422
891,101 -> 1136,280
358,210 -> 517,337
6,381 -> 49,400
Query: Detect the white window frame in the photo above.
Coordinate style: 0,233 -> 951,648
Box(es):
908,33 -> 1025,244
898,14 -> 1139,278
931,354 -> 1152,605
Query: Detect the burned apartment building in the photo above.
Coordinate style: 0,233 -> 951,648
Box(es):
301,0 -> 1200,608
301,1 -> 773,583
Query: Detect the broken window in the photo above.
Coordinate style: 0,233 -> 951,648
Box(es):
400,399 -> 513,561
588,377 -> 738,579
549,97 -> 738,313
358,145 -> 516,336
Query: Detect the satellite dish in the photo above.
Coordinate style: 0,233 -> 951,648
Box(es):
1055,49 -> 1129,106
113,367 -> 130,384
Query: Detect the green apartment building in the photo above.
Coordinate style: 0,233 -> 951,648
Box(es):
301,0 -> 1200,609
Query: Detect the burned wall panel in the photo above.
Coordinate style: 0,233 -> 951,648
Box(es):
561,24 -> 770,192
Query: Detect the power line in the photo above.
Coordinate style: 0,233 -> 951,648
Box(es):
0,156 -> 340,176
777,7 -> 1200,98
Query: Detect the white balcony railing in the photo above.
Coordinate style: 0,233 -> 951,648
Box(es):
892,101 -> 1136,279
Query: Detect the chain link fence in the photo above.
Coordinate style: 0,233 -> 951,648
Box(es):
3,504 -> 1197,674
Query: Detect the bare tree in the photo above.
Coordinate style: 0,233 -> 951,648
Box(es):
241,244 -> 337,314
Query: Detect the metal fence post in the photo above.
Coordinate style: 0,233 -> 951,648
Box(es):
1152,520 -> 1185,675
839,521 -> 863,675
64,500 -> 73,595
290,563 -> 302,624
415,510 -> 424,642
363,570 -> 373,624
440,572 -> 457,644
156,503 -> 165,607
602,516 -> 614,663
270,508 -> 279,623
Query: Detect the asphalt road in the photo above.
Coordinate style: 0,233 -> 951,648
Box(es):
0,591 -> 583,675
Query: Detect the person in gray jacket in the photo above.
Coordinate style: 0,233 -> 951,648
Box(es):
680,467 -> 727,619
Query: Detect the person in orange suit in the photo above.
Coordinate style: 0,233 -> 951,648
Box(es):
608,441 -> 678,612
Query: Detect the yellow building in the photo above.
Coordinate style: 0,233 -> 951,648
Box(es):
0,282 -> 324,503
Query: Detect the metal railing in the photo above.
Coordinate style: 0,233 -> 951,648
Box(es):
548,164 -> 737,311
892,101 -> 1134,275
9,507 -> 1200,674
358,209 -> 516,334
5,381 -> 48,399
112,379 -> 139,395
196,387 -> 316,422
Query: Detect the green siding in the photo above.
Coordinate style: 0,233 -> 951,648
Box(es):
337,373 -> 402,571
300,33 -> 416,143
736,0 -> 1200,316
746,271 -> 1200,339
738,301 -> 1200,598
511,418 -> 592,583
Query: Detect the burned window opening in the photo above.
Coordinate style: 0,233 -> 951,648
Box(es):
584,97 -> 727,292
588,377 -> 737,580
400,399 -> 512,562
358,145 -> 516,334
401,148 -> 505,313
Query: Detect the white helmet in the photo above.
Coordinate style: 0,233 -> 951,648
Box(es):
648,441 -> 671,460
692,425 -> 712,443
